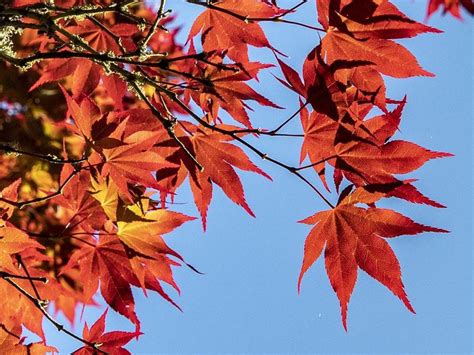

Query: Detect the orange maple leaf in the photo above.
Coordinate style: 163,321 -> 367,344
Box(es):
188,0 -> 285,62
73,309 -> 139,355
298,186 -> 447,329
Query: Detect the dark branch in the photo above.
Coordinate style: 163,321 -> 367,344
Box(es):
0,144 -> 87,165
1,276 -> 107,354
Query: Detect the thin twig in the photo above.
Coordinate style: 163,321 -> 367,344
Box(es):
185,0 -> 326,32
139,0 -> 169,51
0,168 -> 80,209
224,102 -> 309,136
89,17 -> 127,53
0,324 -> 22,339
130,81 -> 204,171
16,256 -> 42,299
270,101 -> 309,134
0,271 -> 47,283
0,145 -> 86,165
1,277 -> 107,354
295,155 -> 337,171
165,93 -> 335,208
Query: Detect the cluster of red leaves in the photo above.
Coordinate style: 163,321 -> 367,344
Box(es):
0,0 -> 470,352
275,0 -> 456,329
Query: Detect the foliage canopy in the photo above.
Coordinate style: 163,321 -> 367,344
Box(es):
0,0 -> 471,352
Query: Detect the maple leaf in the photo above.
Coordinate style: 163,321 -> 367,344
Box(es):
278,47 -> 364,119
0,325 -> 57,355
73,309 -> 139,355
66,19 -> 137,54
54,165 -> 107,232
98,131 -> 176,199
275,56 -> 306,98
426,0 -> 474,19
298,186 -> 448,329
61,91 -> 175,199
116,202 -> 194,265
299,101 -> 452,188
64,203 -> 193,325
321,32 -> 432,78
186,56 -> 281,128
188,0 -> 285,62
299,101 -> 400,186
335,2 -> 440,39
117,205 -> 188,306
156,123 -> 271,228
65,235 -> 141,328
289,0 -> 442,119
0,226 -> 43,272
0,179 -> 21,222
30,58 -> 102,98
89,175 -> 120,221
316,0 -> 440,78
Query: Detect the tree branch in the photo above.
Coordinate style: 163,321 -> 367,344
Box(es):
0,144 -> 87,165
1,276 -> 107,354
185,0 -> 326,32
0,168 -> 80,209
164,92 -> 335,209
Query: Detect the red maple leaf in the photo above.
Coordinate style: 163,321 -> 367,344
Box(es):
61,91 -> 175,199
0,179 -> 21,221
298,186 -> 448,329
98,134 -> 175,199
277,1 -> 442,118
0,226 -> 45,339
0,324 -> 57,355
184,55 -> 281,128
64,204 -> 193,327
30,58 -> 102,99
317,0 -> 440,78
73,309 -> 139,355
65,235 -> 141,328
155,123 -> 271,229
188,0 -> 285,62
66,19 -> 138,54
299,102 -> 452,189
426,0 -> 474,19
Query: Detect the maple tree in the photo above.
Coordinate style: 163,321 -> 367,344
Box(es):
0,0 -> 471,352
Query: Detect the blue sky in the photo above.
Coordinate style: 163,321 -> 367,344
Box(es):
43,1 -> 472,353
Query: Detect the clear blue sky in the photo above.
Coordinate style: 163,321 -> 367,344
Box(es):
44,1 -> 472,353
